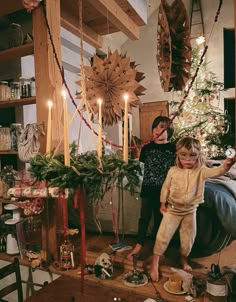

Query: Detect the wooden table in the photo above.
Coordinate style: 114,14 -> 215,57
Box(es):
24,275 -> 150,302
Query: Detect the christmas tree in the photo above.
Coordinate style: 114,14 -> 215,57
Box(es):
169,48 -> 233,159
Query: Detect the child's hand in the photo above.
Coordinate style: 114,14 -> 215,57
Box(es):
224,155 -> 236,169
160,203 -> 167,214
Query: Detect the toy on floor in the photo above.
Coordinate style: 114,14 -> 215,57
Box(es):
94,252 -> 113,279
122,254 -> 148,287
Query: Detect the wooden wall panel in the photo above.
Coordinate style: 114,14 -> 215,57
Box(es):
139,101 -> 169,144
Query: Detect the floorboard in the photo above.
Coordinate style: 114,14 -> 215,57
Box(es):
1,232 -> 235,301
51,232 -> 236,302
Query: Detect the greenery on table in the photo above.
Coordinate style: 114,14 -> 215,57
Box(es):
29,145 -> 142,203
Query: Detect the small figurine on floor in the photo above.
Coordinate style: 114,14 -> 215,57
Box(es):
94,252 -> 113,279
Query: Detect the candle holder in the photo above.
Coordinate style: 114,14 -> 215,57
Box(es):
4,204 -> 21,222
122,254 -> 148,287
59,240 -> 75,270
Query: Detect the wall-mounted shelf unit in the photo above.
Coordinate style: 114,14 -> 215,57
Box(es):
0,97 -> 36,108
0,43 -> 34,63
0,151 -> 18,155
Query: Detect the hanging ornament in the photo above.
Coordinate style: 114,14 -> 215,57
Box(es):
76,50 -> 145,126
156,0 -> 192,92
22,0 -> 41,13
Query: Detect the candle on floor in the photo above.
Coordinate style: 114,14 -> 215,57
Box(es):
123,94 -> 129,163
46,100 -> 53,153
62,90 -> 70,167
97,98 -> 103,159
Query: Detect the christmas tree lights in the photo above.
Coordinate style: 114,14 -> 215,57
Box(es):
169,48 -> 232,159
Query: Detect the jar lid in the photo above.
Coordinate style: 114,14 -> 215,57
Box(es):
19,77 -> 31,80
10,123 -> 22,127
0,81 -> 8,84
10,23 -> 22,28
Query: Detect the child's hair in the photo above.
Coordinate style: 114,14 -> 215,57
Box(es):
175,136 -> 205,168
151,116 -> 174,140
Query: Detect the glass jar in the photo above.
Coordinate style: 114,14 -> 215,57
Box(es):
8,23 -> 23,48
30,77 -> 36,96
10,82 -> 21,100
0,81 -> 10,101
1,165 -> 15,199
20,77 -> 32,98
10,123 -> 22,150
0,127 -> 11,151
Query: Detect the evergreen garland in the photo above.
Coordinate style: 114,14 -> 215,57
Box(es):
29,147 -> 142,204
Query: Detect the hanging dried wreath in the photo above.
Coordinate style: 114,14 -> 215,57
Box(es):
157,0 -> 192,92
76,50 -> 145,126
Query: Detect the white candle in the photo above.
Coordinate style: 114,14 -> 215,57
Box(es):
62,90 -> 70,167
97,98 -> 103,159
70,251 -> 75,268
123,94 -> 129,163
46,100 -> 53,153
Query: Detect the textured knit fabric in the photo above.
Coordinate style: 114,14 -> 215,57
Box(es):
153,163 -> 229,256
140,142 -> 176,198
136,141 -> 176,245
153,211 -> 196,256
161,164 -> 227,214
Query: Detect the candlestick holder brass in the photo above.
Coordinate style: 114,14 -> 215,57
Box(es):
122,254 -> 148,287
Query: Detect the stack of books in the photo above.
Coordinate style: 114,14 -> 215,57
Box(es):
109,241 -> 132,252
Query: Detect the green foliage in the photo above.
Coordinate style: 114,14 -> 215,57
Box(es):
29,151 -> 142,204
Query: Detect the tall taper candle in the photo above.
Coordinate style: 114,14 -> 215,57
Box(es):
46,100 -> 53,153
97,98 -> 103,159
62,90 -> 70,166
123,94 -> 129,163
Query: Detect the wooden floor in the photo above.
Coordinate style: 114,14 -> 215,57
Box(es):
51,232 -> 236,302
1,232 -> 236,302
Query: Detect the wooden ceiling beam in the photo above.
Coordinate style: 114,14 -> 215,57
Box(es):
60,9 -> 103,49
87,0 -> 140,40
113,0 -> 146,26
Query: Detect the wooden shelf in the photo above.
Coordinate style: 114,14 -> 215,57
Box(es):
0,43 -> 34,63
0,151 -> 18,155
0,97 -> 36,108
0,198 -> 18,205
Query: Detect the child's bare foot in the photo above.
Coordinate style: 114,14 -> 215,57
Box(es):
180,255 -> 192,272
149,254 -> 160,281
126,244 -> 142,260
